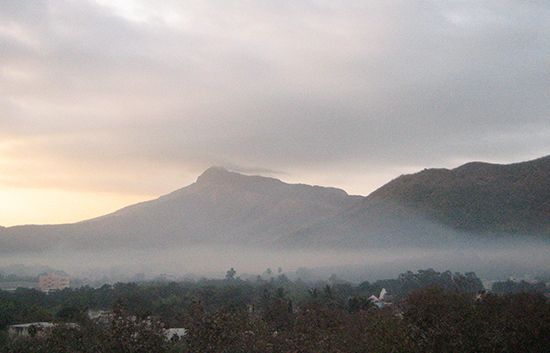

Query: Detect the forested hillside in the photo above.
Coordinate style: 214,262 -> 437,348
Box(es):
365,155 -> 550,235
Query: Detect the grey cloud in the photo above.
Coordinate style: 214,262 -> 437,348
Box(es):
0,0 -> 549,195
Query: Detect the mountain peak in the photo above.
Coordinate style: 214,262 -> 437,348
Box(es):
198,166 -> 230,177
195,167 -> 278,188
196,166 -> 234,184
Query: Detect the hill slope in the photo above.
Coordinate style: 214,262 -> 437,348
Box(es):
364,155 -> 550,235
280,155 -> 550,247
0,167 -> 361,253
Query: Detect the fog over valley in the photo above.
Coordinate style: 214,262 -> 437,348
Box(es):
1,242 -> 549,284
1,158 -> 549,283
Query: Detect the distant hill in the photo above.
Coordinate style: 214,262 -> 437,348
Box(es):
0,156 -> 548,254
0,167 -> 361,253
365,155 -> 550,235
280,155 -> 550,247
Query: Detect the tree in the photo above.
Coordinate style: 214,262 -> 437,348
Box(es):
225,268 -> 237,281
402,287 -> 478,353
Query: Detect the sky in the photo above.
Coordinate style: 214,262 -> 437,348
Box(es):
1,0 -> 549,226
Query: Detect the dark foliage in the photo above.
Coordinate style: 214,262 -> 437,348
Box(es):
0,270 -> 548,352
491,279 -> 547,294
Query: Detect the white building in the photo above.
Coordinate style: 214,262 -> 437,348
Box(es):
8,322 -> 54,337
369,288 -> 393,308
165,328 -> 187,340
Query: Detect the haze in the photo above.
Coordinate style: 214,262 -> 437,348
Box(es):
1,0 -> 549,225
1,241 -> 549,283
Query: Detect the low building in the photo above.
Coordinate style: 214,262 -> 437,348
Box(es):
87,309 -> 113,323
38,272 -> 70,293
8,322 -> 54,337
8,322 -> 79,337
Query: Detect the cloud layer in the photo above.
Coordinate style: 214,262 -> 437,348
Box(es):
1,0 -> 549,224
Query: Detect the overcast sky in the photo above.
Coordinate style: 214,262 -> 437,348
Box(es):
1,0 -> 549,225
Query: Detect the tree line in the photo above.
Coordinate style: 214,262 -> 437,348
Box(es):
0,269 -> 548,352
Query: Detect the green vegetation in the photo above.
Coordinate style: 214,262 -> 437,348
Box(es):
368,155 -> 550,235
0,269 -> 548,352
491,279 -> 547,294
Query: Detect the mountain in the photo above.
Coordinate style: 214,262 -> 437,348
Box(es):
287,155 -> 550,247
1,156 -> 548,254
364,155 -> 550,235
0,167 -> 361,253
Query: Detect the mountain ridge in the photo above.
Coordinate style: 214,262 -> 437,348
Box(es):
366,155 -> 550,234
0,155 -> 548,254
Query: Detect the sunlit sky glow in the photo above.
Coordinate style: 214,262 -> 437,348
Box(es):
1,0 -> 549,226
